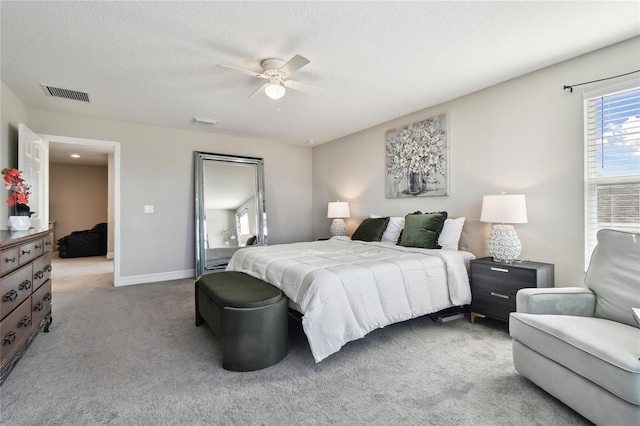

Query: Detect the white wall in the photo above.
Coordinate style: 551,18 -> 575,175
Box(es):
312,37 -> 640,286
0,82 -> 29,226
206,209 -> 236,247
21,109 -> 313,281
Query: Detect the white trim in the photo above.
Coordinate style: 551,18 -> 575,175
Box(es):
39,134 -> 122,286
117,270 -> 195,287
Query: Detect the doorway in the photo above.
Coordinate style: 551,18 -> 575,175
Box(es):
41,134 -> 121,286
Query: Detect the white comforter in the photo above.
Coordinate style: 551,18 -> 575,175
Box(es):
226,237 -> 472,362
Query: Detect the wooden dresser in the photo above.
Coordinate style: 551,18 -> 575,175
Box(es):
0,229 -> 53,384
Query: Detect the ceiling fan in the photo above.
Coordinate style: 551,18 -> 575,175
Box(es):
217,54 -> 322,100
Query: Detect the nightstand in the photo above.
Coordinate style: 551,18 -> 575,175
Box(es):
470,257 -> 554,323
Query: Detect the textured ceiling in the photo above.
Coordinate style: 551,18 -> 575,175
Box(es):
1,1 -> 639,148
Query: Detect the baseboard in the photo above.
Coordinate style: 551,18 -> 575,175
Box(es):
116,269 -> 195,287
106,251 -> 114,260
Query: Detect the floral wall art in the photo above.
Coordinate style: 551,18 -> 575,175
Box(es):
385,113 -> 449,198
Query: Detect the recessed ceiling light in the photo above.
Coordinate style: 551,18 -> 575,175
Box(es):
70,154 -> 81,158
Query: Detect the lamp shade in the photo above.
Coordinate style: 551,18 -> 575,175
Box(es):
480,194 -> 527,224
327,201 -> 350,218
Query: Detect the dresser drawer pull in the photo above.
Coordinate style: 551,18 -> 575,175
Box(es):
19,279 -> 32,290
19,316 -> 31,327
45,241 -> 52,246
44,264 -> 52,272
35,244 -> 43,249
35,270 -> 44,280
3,331 -> 16,345
4,256 -> 16,264
490,267 -> 509,273
43,292 -> 52,301
21,249 -> 31,255
490,292 -> 510,299
34,301 -> 44,312
4,289 -> 18,302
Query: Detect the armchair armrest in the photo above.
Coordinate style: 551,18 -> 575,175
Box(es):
516,287 -> 596,316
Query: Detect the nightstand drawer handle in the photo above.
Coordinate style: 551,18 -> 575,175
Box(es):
490,267 -> 509,273
490,292 -> 510,299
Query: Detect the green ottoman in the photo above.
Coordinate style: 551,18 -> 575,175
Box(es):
195,271 -> 288,371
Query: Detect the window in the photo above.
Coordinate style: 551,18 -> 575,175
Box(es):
236,209 -> 250,245
584,82 -> 640,266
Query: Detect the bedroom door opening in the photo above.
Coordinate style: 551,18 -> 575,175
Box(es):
41,133 -> 121,286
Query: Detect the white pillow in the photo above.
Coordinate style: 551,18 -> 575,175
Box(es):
438,217 -> 465,250
369,214 -> 405,242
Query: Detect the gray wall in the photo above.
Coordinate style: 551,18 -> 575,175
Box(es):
1,82 -> 28,223
312,37 -> 640,286
4,107 -> 312,281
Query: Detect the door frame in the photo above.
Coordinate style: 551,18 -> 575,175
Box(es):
40,134 -> 121,286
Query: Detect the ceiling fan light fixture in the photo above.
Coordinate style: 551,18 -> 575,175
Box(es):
264,82 -> 285,100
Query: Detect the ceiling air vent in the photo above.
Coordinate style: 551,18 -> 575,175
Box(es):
41,84 -> 91,102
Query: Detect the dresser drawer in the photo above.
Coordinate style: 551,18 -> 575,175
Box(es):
19,239 -> 44,265
32,253 -> 52,291
0,247 -> 20,275
1,265 -> 33,320
43,234 -> 54,253
32,280 -> 52,327
0,298 -> 32,365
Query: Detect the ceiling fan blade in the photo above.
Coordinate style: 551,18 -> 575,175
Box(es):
217,64 -> 265,78
278,55 -> 310,76
283,79 -> 323,96
248,83 -> 268,98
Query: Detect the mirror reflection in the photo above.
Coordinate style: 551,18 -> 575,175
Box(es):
195,152 -> 266,278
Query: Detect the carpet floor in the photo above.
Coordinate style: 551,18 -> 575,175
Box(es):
0,255 -> 591,425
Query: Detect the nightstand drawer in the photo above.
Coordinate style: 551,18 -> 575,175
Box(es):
471,288 -> 515,321
471,263 -> 535,293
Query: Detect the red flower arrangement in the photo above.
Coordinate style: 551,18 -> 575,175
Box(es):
2,168 -> 32,216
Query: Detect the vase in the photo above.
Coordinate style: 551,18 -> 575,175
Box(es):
407,171 -> 422,194
7,216 -> 31,231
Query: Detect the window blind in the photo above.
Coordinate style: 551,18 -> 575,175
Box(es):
585,85 -> 640,266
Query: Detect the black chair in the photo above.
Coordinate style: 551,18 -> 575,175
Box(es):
57,223 -> 108,258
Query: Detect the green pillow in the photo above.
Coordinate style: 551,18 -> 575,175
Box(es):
398,211 -> 448,249
351,217 -> 390,242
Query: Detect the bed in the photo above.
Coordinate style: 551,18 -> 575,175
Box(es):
226,216 -> 490,362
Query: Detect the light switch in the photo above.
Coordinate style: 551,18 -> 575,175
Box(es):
144,205 -> 154,213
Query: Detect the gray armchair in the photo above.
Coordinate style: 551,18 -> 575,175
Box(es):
509,229 -> 640,426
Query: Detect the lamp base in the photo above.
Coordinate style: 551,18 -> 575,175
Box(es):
330,218 -> 347,237
487,224 -> 521,263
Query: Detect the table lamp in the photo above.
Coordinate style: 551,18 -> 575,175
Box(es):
327,201 -> 350,237
480,194 -> 527,263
